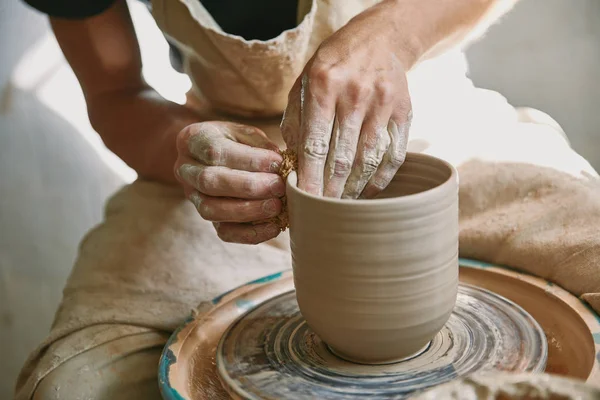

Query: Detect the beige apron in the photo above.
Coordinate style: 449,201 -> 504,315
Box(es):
15,1 -> 600,399
150,0 -> 595,178
151,0 -> 380,118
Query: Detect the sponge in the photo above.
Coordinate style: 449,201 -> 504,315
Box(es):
255,149 -> 297,231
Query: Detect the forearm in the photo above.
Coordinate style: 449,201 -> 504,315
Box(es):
48,0 -> 200,185
374,0 -> 519,67
87,88 -> 201,185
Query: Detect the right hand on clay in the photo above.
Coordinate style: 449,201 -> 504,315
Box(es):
174,121 -> 286,244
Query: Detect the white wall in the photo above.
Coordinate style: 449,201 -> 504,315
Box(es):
466,0 -> 600,169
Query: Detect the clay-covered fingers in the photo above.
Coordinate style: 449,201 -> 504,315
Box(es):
174,121 -> 287,242
178,121 -> 283,173
177,161 -> 285,199
296,70 -> 337,196
187,191 -> 282,223
360,109 -> 412,199
213,222 -> 281,245
341,115 -> 391,199
322,109 -> 363,198
291,52 -> 410,198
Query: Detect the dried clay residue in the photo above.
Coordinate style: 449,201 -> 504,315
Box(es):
255,149 -> 297,231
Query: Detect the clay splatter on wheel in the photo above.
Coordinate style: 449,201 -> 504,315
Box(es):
216,284 -> 547,399
158,264 -> 600,400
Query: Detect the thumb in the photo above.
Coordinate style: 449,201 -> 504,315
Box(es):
226,122 -> 281,153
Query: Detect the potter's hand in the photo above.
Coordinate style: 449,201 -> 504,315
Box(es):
175,122 -> 285,244
281,1 -> 413,199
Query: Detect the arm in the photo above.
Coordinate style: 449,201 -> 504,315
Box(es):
281,0 -> 519,198
50,0 -> 199,184
50,0 -> 285,243
383,0 -> 520,65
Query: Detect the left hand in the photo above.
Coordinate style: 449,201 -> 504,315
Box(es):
281,0 -> 414,199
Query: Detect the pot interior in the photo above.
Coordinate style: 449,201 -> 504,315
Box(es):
376,153 -> 453,199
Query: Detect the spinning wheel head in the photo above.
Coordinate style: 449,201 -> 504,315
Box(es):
216,284 -> 547,399
158,263 -> 600,400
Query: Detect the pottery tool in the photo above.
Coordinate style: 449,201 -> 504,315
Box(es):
158,262 -> 600,400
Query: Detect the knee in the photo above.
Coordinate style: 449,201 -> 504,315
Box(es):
31,332 -> 166,400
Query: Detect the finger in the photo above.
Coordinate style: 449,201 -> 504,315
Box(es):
281,77 -> 302,151
225,122 -> 281,152
185,123 -> 282,173
186,191 -> 282,222
322,107 -> 363,198
177,160 -> 285,199
360,112 -> 412,199
214,222 -> 281,245
297,70 -> 337,195
342,116 -> 390,199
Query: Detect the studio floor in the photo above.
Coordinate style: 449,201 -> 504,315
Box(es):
1,0 -> 599,398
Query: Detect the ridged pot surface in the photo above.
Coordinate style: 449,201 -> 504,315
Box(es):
287,152 -> 459,364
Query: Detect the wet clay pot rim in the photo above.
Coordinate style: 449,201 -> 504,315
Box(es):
286,152 -> 457,206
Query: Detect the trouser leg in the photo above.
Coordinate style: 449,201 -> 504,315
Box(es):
16,180 -> 290,399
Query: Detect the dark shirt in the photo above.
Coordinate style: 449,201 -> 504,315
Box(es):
23,0 -> 299,41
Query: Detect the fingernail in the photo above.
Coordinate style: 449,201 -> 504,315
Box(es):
262,199 -> 278,216
269,178 -> 285,197
270,161 -> 281,173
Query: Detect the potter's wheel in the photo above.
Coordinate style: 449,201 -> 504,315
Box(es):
159,262 -> 600,400
216,285 -> 546,399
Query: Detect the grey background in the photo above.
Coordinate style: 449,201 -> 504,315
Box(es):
1,0 -> 599,397
467,0 -> 600,168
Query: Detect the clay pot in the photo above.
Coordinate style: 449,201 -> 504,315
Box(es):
286,152 -> 459,364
